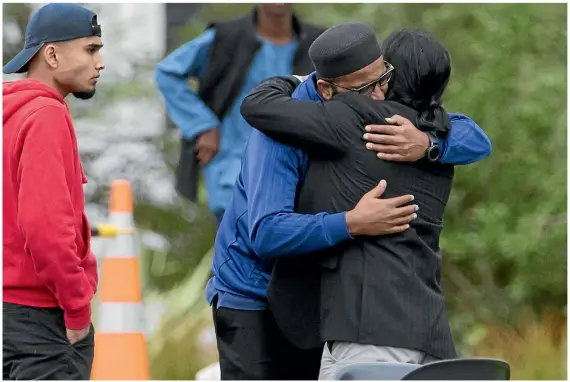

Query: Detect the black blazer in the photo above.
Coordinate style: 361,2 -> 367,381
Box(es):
241,76 -> 457,360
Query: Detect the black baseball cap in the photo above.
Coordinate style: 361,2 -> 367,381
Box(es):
3,3 -> 102,74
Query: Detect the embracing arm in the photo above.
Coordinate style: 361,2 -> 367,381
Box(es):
240,76 -> 353,155
363,113 -> 491,164
245,130 -> 352,257
246,131 -> 418,256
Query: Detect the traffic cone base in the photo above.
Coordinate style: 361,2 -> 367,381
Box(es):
92,333 -> 149,380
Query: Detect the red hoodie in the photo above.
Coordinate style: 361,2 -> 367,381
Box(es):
3,79 -> 97,329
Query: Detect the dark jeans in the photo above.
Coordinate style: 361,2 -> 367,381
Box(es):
3,303 -> 94,380
212,302 -> 322,380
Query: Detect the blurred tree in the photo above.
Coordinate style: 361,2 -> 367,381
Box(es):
2,3 -> 32,65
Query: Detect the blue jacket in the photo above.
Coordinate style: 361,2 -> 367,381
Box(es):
206,73 -> 492,310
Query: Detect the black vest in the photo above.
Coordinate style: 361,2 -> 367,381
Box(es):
267,95 -> 457,360
175,9 -> 325,201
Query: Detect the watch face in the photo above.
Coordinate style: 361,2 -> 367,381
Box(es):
428,145 -> 440,161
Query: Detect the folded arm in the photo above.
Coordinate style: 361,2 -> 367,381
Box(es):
17,107 -> 94,330
246,130 -> 352,257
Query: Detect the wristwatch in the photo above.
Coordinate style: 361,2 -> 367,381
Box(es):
425,131 -> 441,162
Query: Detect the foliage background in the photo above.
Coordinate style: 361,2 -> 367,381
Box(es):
3,3 -> 567,380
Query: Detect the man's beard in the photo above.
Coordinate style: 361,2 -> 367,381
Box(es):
72,88 -> 96,100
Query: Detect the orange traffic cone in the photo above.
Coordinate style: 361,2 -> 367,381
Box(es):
91,180 -> 150,380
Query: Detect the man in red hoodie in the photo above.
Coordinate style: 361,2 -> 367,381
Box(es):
3,3 -> 104,380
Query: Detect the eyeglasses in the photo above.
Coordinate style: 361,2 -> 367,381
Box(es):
328,61 -> 394,95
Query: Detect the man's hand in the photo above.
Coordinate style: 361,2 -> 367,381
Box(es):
363,115 -> 430,162
346,180 -> 418,236
67,325 -> 91,345
195,128 -> 220,167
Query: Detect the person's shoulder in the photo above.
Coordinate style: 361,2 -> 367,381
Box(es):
20,98 -> 71,139
26,97 -> 68,119
303,22 -> 326,34
325,95 -> 363,117
381,100 -> 417,117
250,128 -> 301,153
334,94 -> 406,121
15,96 -> 68,126
30,96 -> 66,109
207,12 -> 249,31
331,92 -> 377,113
300,21 -> 327,40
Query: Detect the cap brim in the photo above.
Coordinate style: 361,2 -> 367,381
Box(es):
3,44 -> 43,74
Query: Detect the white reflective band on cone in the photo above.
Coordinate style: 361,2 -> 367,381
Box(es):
97,302 -> 145,333
107,212 -> 137,258
109,211 -> 134,229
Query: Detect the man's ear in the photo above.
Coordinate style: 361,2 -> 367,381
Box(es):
316,79 -> 335,100
42,44 -> 59,69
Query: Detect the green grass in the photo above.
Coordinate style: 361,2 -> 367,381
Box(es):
472,310 -> 567,380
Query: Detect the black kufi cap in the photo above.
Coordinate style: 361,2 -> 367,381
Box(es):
309,22 -> 382,79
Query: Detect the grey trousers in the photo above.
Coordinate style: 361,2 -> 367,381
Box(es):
319,341 -> 439,380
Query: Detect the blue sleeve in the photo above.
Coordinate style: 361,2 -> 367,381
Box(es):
245,130 -> 352,258
154,29 -> 220,139
438,113 -> 492,165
